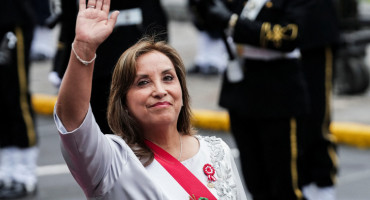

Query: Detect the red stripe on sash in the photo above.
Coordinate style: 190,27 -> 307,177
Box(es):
145,140 -> 217,200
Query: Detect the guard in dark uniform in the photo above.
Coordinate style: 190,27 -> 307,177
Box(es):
0,0 -> 38,198
299,0 -> 340,198
197,0 -> 313,199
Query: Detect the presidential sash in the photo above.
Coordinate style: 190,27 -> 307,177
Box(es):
145,140 -> 217,200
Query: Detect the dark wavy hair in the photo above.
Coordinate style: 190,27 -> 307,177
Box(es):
107,36 -> 194,166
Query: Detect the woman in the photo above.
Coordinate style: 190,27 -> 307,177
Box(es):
54,0 -> 247,199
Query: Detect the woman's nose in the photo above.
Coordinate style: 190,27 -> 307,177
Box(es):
152,82 -> 167,98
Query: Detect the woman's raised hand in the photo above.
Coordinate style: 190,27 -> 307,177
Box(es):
75,0 -> 119,51
56,0 -> 118,130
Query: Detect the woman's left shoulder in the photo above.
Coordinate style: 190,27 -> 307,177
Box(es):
195,135 -> 230,149
195,135 -> 232,159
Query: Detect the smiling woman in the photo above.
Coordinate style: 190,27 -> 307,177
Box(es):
108,38 -> 192,166
54,0 -> 247,199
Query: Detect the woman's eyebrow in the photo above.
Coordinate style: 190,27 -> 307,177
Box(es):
161,68 -> 174,74
135,74 -> 149,78
135,68 -> 174,78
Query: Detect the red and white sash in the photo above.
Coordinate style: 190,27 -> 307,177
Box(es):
145,140 -> 217,200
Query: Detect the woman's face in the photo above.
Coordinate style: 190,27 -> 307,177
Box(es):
126,51 -> 183,130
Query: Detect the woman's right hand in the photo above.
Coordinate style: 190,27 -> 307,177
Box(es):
56,0 -> 118,131
74,0 -> 119,52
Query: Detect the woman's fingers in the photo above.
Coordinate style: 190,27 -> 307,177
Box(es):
79,0 -> 86,11
75,0 -> 116,45
108,10 -> 119,28
86,0 -> 96,9
78,0 -> 112,16
95,0 -> 103,11
102,0 -> 111,13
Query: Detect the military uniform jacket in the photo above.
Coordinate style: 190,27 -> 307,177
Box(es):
219,0 -> 312,118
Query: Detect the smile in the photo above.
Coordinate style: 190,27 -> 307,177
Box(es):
149,101 -> 172,108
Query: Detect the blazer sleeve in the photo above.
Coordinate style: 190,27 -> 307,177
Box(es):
54,105 -> 128,197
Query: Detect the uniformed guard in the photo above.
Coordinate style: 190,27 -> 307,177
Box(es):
0,0 -> 39,198
196,0 -> 314,199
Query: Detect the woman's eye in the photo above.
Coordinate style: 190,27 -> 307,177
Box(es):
137,80 -> 149,86
163,75 -> 174,81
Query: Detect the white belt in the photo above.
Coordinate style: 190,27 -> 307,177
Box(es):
110,8 -> 143,27
237,45 -> 301,60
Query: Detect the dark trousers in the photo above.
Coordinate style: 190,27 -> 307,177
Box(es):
0,25 -> 37,148
229,111 -> 306,200
299,46 -> 337,187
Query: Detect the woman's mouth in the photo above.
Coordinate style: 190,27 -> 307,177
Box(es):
150,101 -> 171,108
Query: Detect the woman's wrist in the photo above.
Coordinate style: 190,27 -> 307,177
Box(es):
71,40 -> 97,66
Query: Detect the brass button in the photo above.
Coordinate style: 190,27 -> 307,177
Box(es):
265,1 -> 273,8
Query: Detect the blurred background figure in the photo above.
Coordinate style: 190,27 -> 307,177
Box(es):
0,0 -> 39,199
332,0 -> 370,95
46,0 -> 78,88
298,0 -> 341,199
188,30 -> 228,75
46,0 -> 169,134
30,0 -> 56,61
187,0 -> 228,76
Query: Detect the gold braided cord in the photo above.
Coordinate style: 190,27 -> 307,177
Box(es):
290,118 -> 304,200
15,26 -> 37,146
260,22 -> 298,48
